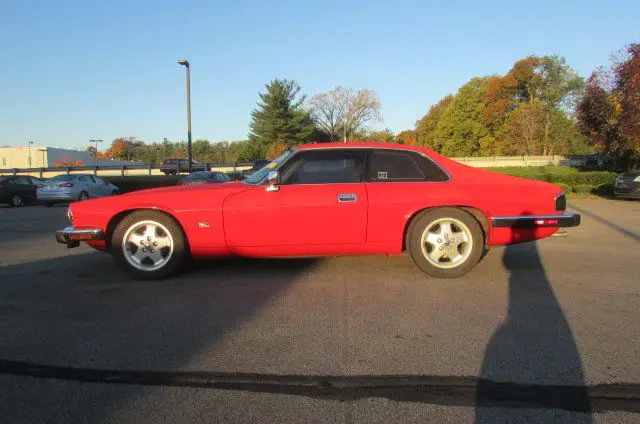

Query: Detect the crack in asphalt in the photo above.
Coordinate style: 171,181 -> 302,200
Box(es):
2,359 -> 639,413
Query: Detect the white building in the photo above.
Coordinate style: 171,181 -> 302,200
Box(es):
0,146 -> 135,170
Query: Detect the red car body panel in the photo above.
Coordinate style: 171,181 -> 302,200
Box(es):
223,183 -> 368,248
69,142 -> 567,257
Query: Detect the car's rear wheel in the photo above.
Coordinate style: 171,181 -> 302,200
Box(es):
112,210 -> 187,280
10,194 -> 24,207
78,191 -> 89,201
406,207 -> 484,278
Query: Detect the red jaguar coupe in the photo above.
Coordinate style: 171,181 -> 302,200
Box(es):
56,142 -> 580,280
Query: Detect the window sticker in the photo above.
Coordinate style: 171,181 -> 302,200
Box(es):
377,171 -> 388,179
267,162 -> 277,169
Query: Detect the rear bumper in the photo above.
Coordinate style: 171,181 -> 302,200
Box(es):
491,213 -> 581,228
55,226 -> 105,248
38,191 -> 76,202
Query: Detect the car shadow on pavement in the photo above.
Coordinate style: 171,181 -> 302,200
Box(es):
475,231 -> 593,422
0,252 -> 319,422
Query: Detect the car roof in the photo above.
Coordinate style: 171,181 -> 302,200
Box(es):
295,141 -> 430,153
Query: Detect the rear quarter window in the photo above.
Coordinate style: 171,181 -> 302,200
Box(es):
368,150 -> 449,182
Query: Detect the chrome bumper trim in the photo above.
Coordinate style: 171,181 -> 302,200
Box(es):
491,213 -> 581,228
55,226 -> 105,248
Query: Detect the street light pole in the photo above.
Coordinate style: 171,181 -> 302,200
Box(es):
28,141 -> 33,168
89,139 -> 103,171
177,60 -> 192,172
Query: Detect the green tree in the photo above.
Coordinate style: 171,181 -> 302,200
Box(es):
415,95 -> 453,150
248,79 -> 315,157
432,77 -> 493,157
366,128 -> 395,142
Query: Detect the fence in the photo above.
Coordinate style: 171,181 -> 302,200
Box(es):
0,154 -> 596,178
449,154 -> 591,168
0,162 -> 254,179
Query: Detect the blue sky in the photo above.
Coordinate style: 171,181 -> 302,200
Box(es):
1,0 -> 638,149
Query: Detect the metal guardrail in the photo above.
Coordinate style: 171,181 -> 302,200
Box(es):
0,162 -> 255,178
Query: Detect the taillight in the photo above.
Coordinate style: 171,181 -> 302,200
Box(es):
535,219 -> 558,225
555,193 -> 566,211
59,183 -> 74,188
37,184 -> 44,188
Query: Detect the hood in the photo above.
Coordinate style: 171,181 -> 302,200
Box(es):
71,181 -> 252,213
119,181 -> 247,196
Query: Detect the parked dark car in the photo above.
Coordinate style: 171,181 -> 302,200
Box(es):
177,171 -> 232,185
0,175 -> 37,207
241,160 -> 271,179
614,170 -> 640,199
160,158 -> 208,175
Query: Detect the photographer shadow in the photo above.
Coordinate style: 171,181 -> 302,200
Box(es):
475,222 -> 592,422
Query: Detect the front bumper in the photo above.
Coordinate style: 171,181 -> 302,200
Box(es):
614,186 -> 640,199
55,226 -> 105,248
491,213 -> 581,228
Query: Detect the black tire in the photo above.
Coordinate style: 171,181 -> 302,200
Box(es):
406,207 -> 484,279
10,194 -> 24,208
111,210 -> 188,280
78,191 -> 89,201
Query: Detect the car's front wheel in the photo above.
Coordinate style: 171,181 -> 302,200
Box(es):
406,207 -> 484,278
112,211 -> 187,280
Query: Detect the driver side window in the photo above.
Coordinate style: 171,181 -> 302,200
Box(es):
279,150 -> 365,185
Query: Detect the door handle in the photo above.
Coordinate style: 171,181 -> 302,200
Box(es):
338,193 -> 357,202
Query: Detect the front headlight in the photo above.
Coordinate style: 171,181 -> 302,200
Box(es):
634,176 -> 640,183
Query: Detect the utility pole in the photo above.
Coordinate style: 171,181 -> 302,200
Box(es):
177,60 -> 192,172
89,139 -> 103,170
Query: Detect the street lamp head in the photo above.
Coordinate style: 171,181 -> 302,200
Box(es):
177,60 -> 189,67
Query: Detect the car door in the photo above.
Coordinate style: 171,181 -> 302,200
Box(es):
223,149 -> 368,247
92,176 -> 110,197
14,176 -> 35,201
78,175 -> 97,197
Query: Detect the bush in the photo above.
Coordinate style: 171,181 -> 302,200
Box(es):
591,183 -> 614,196
554,182 -> 572,194
486,166 -> 617,186
573,184 -> 594,194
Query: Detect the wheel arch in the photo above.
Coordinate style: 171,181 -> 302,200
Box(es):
105,208 -> 190,254
401,205 -> 490,251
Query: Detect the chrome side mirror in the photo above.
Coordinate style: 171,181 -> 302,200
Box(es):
266,170 -> 280,192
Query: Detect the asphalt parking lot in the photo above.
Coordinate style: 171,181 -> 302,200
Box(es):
1,200 -> 639,423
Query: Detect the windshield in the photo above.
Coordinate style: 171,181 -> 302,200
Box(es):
243,148 -> 295,185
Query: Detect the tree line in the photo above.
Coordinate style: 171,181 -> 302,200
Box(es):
93,42 -> 639,170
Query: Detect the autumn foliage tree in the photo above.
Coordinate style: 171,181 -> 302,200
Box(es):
576,43 -> 640,170
414,54 -> 588,157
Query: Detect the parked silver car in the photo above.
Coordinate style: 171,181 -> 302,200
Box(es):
38,174 -> 119,206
